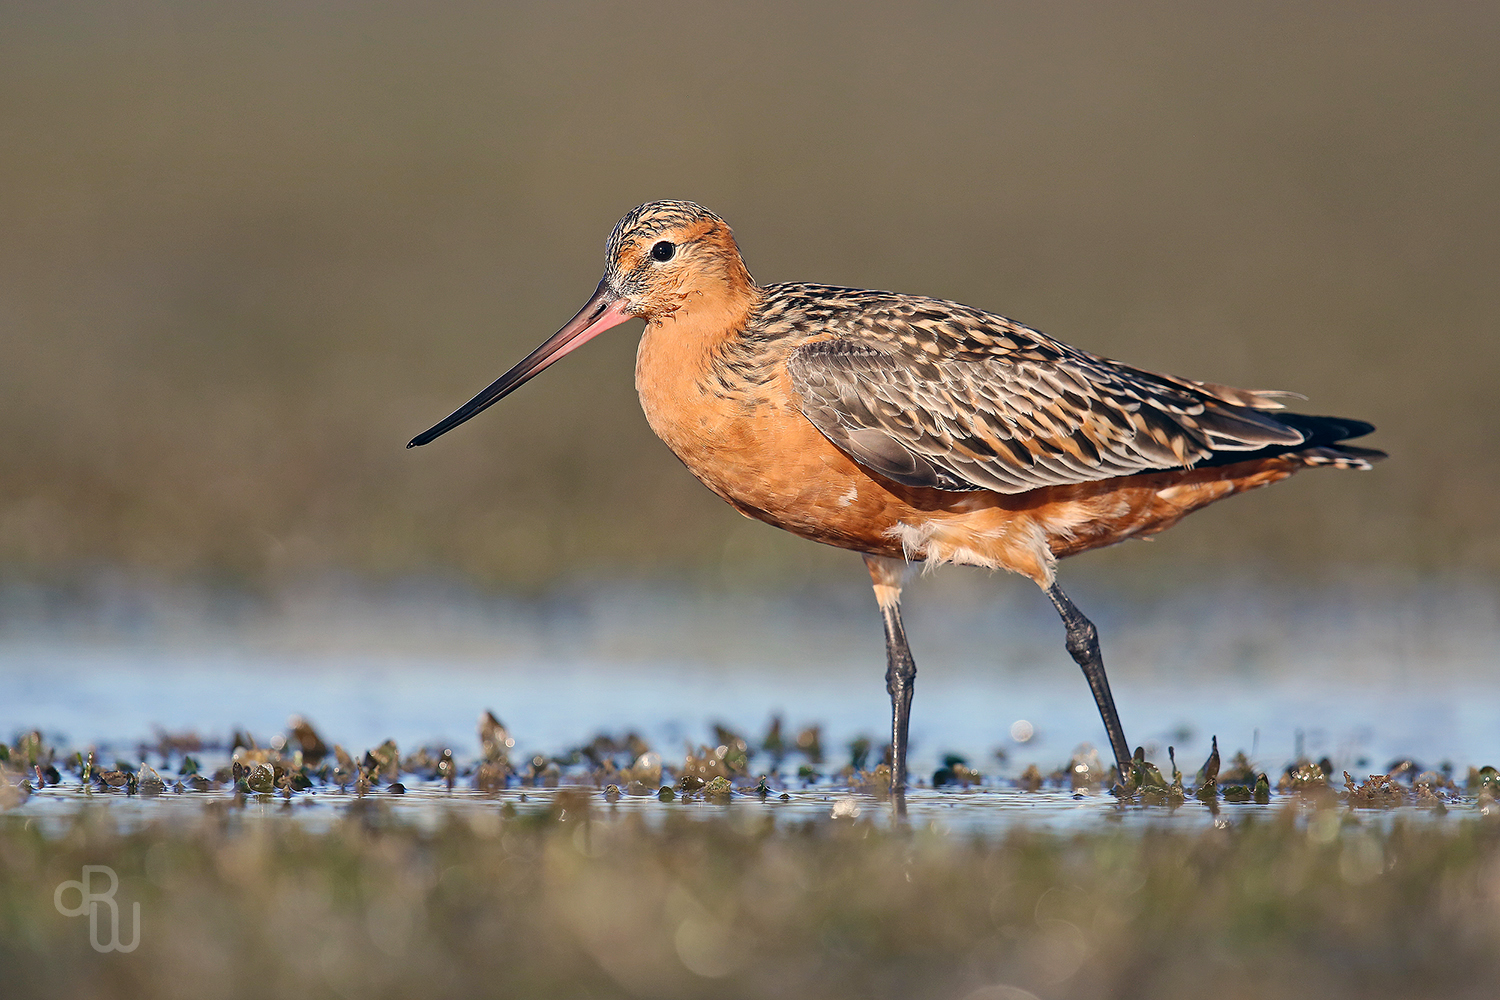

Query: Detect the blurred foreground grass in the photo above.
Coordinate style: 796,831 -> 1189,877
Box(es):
5,802 -> 1500,1000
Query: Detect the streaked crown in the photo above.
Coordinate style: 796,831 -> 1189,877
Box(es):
603,201 -> 756,316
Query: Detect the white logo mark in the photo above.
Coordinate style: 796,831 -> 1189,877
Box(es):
54,865 -> 140,953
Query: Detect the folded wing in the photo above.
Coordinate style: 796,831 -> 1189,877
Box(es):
783,290 -> 1315,494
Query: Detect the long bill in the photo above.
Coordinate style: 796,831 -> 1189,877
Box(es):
407,278 -> 634,448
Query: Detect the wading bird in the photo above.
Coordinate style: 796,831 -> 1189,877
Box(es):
409,201 -> 1382,794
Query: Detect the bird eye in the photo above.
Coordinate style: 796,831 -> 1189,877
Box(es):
650,240 -> 676,262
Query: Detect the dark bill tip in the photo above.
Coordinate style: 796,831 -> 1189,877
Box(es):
406,279 -> 632,448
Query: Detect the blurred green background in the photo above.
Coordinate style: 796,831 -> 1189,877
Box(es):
2,2 -> 1495,591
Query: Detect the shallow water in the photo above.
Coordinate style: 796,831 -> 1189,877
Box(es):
4,577 -> 1498,831
10,768 -> 1496,843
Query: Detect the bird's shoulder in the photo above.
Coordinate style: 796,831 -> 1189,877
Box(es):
752,282 -> 1072,365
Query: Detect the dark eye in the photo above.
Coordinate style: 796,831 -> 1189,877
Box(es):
650,240 -> 676,262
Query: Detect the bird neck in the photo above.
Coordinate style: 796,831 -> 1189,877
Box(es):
634,280 -> 772,454
638,280 -> 764,382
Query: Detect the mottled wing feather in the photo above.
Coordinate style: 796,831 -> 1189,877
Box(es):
777,284 -> 1305,494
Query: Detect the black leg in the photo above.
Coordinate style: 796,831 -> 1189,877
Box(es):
881,598 -> 917,791
1045,582 -> 1132,780
864,555 -> 916,804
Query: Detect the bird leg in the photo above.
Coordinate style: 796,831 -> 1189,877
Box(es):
864,554 -> 916,801
1045,582 -> 1133,782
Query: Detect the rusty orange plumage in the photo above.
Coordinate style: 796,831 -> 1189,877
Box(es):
410,200 -> 1383,795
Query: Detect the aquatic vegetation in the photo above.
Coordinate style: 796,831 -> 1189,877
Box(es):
1279,757 -> 1335,793
3,722 -> 1493,822
477,711 -> 514,766
703,776 -> 733,802
846,764 -> 895,797
932,754 -> 983,789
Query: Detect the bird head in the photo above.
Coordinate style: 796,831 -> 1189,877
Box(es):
602,200 -> 756,322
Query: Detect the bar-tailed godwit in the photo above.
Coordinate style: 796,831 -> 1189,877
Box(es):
410,201 -> 1383,794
